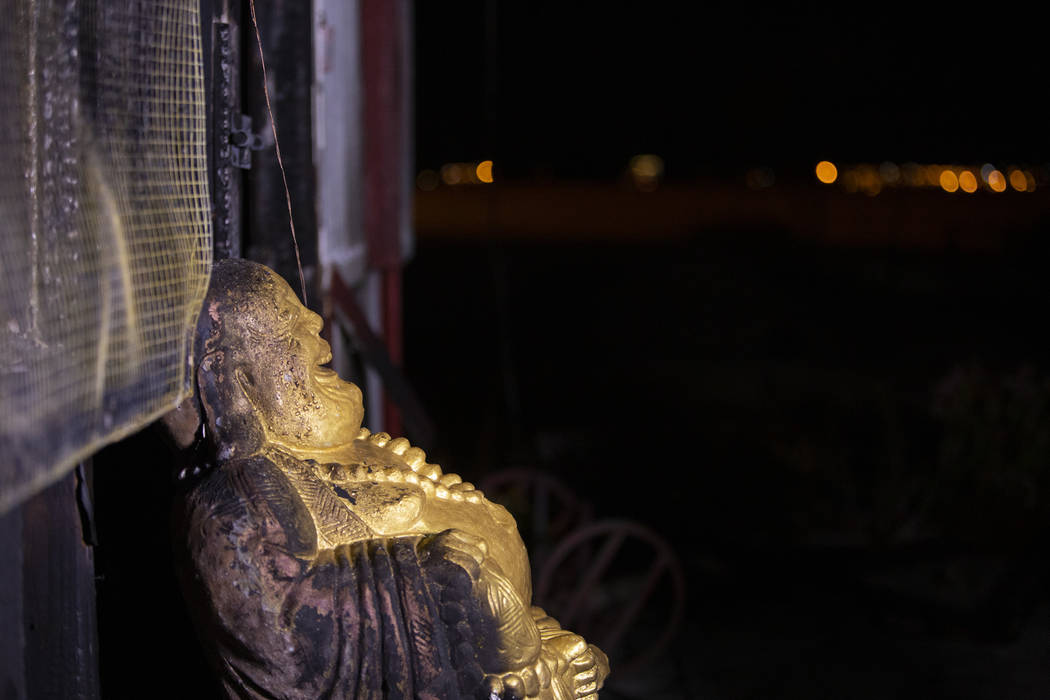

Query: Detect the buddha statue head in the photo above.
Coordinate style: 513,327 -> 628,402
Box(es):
164,259 -> 364,461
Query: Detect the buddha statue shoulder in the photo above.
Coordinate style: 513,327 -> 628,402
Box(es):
164,259 -> 608,699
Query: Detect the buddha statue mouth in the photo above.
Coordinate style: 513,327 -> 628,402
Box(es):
312,345 -> 339,381
304,324 -> 359,404
311,357 -> 357,402
315,365 -> 338,379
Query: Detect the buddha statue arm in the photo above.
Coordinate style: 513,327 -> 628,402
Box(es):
179,455 -> 446,697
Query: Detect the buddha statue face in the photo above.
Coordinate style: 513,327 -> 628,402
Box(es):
236,272 -> 364,453
193,261 -> 364,458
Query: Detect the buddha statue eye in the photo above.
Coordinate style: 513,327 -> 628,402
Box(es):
278,306 -> 296,325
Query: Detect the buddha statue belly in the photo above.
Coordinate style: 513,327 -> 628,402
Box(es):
307,430 -> 532,601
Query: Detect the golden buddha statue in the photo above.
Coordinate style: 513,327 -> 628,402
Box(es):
165,259 -> 608,699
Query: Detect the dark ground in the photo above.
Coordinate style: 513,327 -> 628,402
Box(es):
402,231 -> 1050,698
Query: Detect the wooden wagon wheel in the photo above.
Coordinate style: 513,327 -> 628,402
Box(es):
535,519 -> 686,678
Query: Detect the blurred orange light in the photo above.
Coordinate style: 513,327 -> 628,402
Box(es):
441,163 -> 463,185
879,161 -> 900,185
815,160 -> 837,184
902,162 -> 922,186
987,170 -> 1006,192
1024,170 -> 1037,192
476,160 -> 494,183
630,154 -> 663,178
939,169 -> 959,193
1009,169 -> 1027,191
958,170 -> 978,193
416,169 -> 439,191
858,166 -> 880,196
629,154 -> 664,191
842,169 -> 858,193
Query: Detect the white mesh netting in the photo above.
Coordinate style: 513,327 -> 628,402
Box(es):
0,0 -> 212,512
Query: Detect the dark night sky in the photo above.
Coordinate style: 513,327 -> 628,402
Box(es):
416,4 -> 1047,179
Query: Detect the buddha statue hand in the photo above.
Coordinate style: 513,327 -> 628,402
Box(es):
532,608 -> 609,700
419,530 -> 607,700
420,529 -> 543,668
420,529 -> 550,700
474,608 -> 609,700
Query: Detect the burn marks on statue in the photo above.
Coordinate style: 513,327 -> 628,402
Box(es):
331,483 -> 355,503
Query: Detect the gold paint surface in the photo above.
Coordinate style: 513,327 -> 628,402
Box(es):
180,261 -> 608,698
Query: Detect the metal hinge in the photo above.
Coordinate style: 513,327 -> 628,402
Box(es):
230,114 -> 265,169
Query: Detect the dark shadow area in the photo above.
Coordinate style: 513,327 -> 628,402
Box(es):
92,430 -> 221,699
404,231 -> 1050,698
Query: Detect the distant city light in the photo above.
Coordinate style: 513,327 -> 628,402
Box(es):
1024,170 -> 1037,191
426,157 -> 1045,196
1009,169 -> 1027,191
939,169 -> 959,193
416,169 -> 439,191
987,170 -> 1007,192
842,169 -> 858,193
441,163 -> 465,185
810,159 -> 1043,195
427,161 -> 499,187
629,154 -> 664,191
902,162 -> 923,186
858,166 -> 881,196
815,160 -> 838,184
879,161 -> 900,184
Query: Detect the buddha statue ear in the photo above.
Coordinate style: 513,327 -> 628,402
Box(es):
196,350 -> 267,460
159,394 -> 204,452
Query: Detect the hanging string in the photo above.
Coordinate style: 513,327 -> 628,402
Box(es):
248,0 -> 308,305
